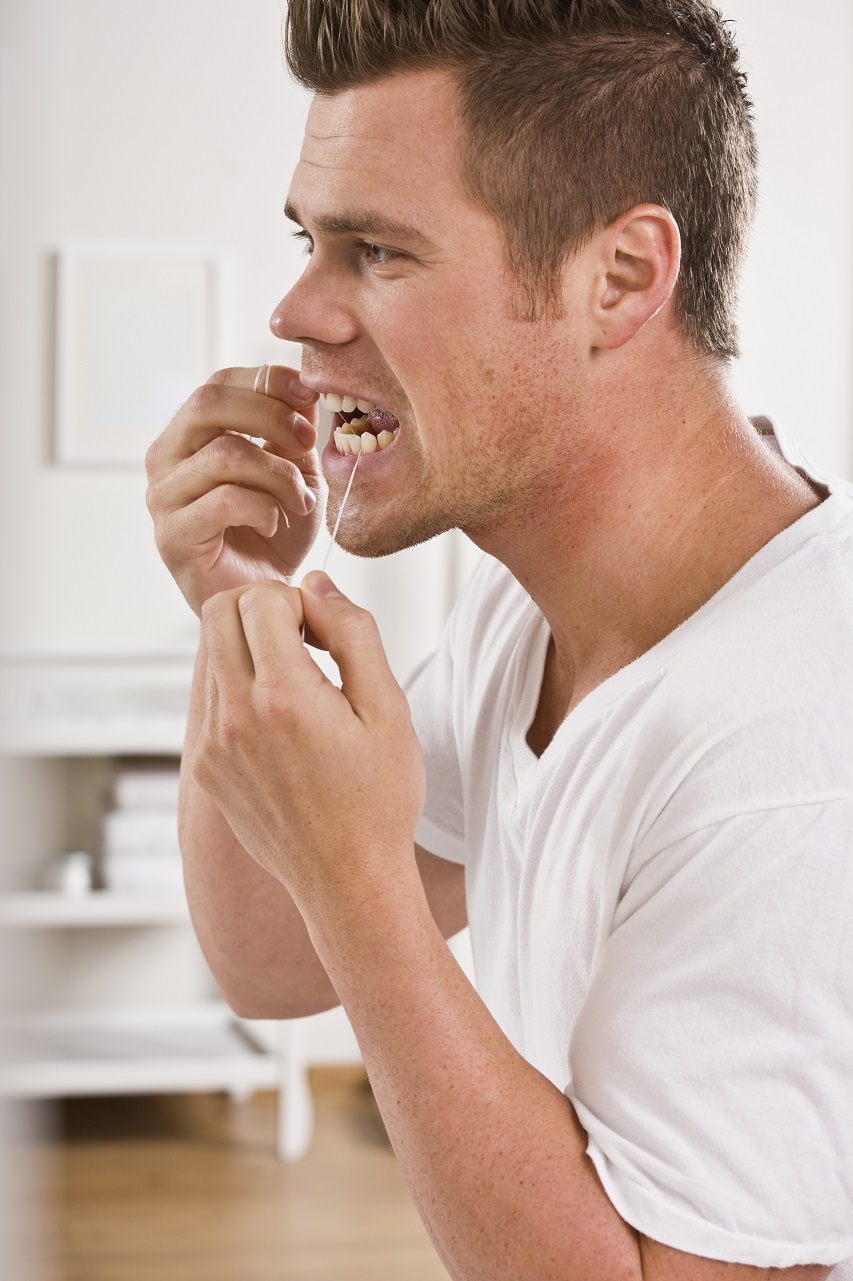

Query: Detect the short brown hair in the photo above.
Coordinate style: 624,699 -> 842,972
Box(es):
284,0 -> 758,360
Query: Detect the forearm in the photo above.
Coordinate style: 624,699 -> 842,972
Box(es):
180,636 -> 339,1017
302,864 -> 641,1281
189,574 -> 638,1276
190,578 -> 832,1281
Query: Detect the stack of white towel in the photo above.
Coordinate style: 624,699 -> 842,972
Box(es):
101,765 -> 184,895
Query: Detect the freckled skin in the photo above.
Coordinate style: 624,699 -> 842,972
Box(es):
175,64 -> 830,1281
270,65 -> 818,723
270,71 -> 585,561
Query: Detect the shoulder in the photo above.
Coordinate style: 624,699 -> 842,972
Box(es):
632,495 -> 853,850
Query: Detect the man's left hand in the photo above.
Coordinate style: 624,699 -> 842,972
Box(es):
192,573 -> 426,915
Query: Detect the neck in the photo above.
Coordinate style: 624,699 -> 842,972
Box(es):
471,352 -> 820,719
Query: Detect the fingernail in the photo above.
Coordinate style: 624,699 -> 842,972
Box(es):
302,488 -> 316,512
290,376 -> 318,405
294,415 -> 316,447
304,571 -> 340,598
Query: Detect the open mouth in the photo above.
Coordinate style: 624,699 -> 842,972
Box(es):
321,392 -> 400,456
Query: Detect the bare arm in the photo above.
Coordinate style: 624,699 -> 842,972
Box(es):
180,634 -> 467,1018
146,362 -> 466,1016
191,576 -> 834,1281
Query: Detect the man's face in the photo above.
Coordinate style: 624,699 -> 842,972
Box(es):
271,69 -> 586,556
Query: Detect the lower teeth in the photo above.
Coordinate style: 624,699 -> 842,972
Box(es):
334,427 -> 398,455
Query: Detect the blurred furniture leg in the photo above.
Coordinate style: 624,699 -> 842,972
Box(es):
276,1019 -> 314,1161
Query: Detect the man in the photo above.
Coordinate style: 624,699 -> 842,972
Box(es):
145,1 -> 853,1276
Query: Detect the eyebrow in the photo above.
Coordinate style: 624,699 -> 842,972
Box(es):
284,199 -> 435,250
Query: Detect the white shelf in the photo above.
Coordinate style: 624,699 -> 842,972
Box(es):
0,1003 -> 280,1099
0,655 -> 194,755
0,656 -> 314,1158
0,891 -> 190,928
2,719 -> 190,756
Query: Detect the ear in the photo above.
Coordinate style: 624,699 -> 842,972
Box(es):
591,204 -> 681,350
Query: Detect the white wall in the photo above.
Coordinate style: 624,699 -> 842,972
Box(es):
727,0 -> 853,477
1,0 -> 850,662
0,0 -> 455,668
0,6 -> 849,1267
1,0 -> 849,1047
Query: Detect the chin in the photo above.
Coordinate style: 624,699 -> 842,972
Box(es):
334,508 -> 453,559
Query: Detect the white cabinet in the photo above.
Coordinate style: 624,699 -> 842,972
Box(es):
0,656 -> 313,1160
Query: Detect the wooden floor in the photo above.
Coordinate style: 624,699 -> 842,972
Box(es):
27,1067 -> 450,1281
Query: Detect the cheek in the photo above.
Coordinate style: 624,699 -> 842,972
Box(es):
364,286 -> 517,441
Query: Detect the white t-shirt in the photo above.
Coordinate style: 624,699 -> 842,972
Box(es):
408,423 -> 853,1271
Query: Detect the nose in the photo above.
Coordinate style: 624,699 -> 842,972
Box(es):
269,259 -> 359,349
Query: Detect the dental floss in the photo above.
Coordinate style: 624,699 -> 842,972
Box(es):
301,452 -> 360,642
322,452 -> 360,573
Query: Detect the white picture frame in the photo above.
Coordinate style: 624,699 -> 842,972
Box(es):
54,242 -> 220,464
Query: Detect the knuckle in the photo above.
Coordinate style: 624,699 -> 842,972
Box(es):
347,605 -> 377,637
191,727 -> 228,789
200,590 -> 231,628
191,746 -> 212,789
213,483 -> 244,519
329,609 -> 375,648
253,682 -> 286,720
204,432 -> 247,469
237,583 -> 264,613
187,383 -> 220,419
263,395 -> 289,436
237,581 -> 284,624
216,704 -> 245,749
144,478 -> 160,515
242,580 -> 289,610
201,587 -> 233,618
275,457 -> 301,486
153,512 -> 180,562
145,474 -> 172,518
144,436 -> 162,479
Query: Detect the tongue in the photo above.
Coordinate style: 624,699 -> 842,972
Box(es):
368,408 -> 400,434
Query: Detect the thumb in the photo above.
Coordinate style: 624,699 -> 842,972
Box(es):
300,572 -> 398,719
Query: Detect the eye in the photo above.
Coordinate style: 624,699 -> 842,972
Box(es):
361,242 -> 402,266
291,228 -> 313,255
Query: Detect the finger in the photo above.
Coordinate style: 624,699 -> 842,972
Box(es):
299,572 -> 399,720
217,366 -> 319,452
217,364 -> 318,451
163,484 -> 282,552
148,433 -> 317,522
160,385 -> 317,465
208,364 -> 318,410
202,589 -> 256,686
235,582 -> 312,689
147,372 -> 318,476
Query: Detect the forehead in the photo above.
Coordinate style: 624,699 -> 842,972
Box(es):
290,69 -> 471,231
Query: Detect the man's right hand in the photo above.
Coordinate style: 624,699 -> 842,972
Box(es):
145,365 -> 324,616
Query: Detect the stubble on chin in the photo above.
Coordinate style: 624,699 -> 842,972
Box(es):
329,499 -> 453,559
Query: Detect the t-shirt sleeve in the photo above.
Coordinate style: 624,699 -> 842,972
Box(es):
404,615 -> 467,866
565,800 -> 853,1268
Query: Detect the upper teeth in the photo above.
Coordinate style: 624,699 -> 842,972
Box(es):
321,393 -> 375,414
